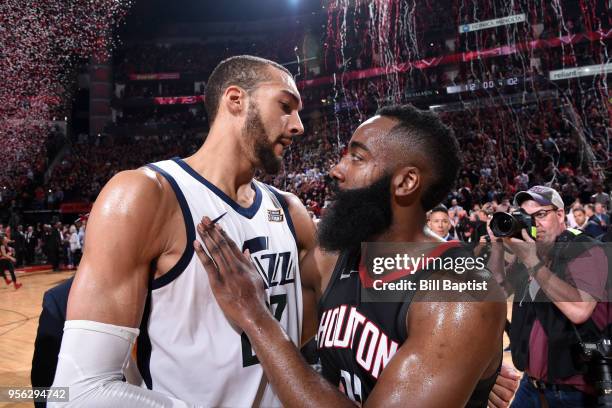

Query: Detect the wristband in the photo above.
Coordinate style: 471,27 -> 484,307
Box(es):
526,259 -> 545,277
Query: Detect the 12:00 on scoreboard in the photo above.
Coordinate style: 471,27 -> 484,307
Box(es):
446,76 -> 524,94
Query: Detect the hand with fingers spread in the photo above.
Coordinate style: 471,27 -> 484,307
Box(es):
194,216 -> 269,328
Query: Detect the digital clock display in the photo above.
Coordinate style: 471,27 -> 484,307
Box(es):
446,76 -> 523,94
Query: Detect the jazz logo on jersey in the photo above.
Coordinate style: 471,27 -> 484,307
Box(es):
242,236 -> 295,288
267,209 -> 284,222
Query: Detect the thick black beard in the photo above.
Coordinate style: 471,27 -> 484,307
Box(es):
244,104 -> 281,175
317,173 -> 393,252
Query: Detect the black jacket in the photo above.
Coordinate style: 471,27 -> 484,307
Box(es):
31,277 -> 73,408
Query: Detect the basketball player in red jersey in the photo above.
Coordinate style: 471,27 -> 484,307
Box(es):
196,104 -> 516,407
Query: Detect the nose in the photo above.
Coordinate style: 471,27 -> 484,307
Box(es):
288,111 -> 304,136
329,160 -> 345,184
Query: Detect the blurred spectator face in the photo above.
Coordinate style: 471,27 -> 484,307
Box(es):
521,200 -> 565,244
241,68 -> 304,174
428,210 -> 451,238
585,205 -> 595,218
595,202 -> 605,215
573,208 -> 586,227
451,198 -> 458,207
477,210 -> 488,222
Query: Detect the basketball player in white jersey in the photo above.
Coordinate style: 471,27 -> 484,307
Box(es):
50,55 -> 316,407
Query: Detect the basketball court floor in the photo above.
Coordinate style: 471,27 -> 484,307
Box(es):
0,271 -> 73,408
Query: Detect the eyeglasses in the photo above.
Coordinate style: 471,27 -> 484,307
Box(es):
529,208 -> 557,220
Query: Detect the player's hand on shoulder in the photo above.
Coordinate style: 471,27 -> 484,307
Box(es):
194,216 -> 269,328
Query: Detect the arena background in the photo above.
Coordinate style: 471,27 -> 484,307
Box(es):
0,0 -> 610,406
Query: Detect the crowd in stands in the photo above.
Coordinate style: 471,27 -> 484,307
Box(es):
2,0 -> 610,241
3,79 -> 609,227
115,108 -> 206,128
43,130 -> 203,205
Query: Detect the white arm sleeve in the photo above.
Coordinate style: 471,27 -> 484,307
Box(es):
50,320 -> 198,407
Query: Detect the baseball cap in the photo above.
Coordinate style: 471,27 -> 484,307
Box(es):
514,185 -> 565,209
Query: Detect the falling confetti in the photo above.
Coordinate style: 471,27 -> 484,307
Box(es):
0,0 -> 132,190
322,0 -> 611,197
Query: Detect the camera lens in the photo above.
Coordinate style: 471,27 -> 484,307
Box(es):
490,212 -> 516,237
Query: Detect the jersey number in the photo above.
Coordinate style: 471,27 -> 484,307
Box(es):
241,294 -> 287,367
340,370 -> 362,403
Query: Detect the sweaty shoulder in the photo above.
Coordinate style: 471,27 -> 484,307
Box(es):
90,168 -> 176,247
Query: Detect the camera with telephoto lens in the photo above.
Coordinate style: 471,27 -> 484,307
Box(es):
578,339 -> 612,402
489,209 -> 534,239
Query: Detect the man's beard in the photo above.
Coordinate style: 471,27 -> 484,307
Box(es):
317,173 -> 393,252
243,103 -> 281,175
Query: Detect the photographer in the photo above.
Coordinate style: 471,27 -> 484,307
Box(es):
488,186 -> 610,407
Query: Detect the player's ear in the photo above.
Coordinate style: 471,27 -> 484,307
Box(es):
392,166 -> 421,202
223,85 -> 247,117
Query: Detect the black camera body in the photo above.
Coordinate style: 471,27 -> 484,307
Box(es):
490,210 -> 534,239
579,339 -> 612,399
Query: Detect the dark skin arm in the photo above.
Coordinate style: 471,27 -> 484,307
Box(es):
195,217 -> 506,407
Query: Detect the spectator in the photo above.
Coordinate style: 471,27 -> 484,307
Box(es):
13,224 -> 26,267
25,225 -> 37,265
0,235 -> 22,289
427,205 -> 454,241
67,225 -> 81,269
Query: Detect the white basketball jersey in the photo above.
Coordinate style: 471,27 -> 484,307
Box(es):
137,158 -> 302,407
